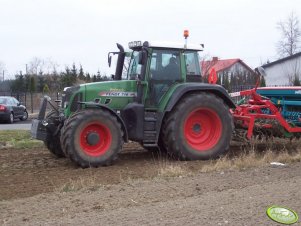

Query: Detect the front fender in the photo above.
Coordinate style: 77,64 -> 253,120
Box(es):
80,102 -> 128,142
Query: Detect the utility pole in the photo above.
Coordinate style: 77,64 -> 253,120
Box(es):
26,64 -> 34,114
2,70 -> 4,82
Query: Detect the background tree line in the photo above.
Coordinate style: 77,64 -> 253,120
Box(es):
0,58 -> 110,93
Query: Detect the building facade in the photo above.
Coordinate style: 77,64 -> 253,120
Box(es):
262,52 -> 301,86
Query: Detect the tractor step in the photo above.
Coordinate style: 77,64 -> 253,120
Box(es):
143,112 -> 158,145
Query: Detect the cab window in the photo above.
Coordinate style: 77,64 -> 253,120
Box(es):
149,49 -> 181,81
147,49 -> 181,105
184,51 -> 201,75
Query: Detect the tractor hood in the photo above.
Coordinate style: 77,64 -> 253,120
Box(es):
81,80 -> 137,110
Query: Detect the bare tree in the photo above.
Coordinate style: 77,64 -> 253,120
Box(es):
44,58 -> 60,75
276,12 -> 301,57
27,57 -> 45,75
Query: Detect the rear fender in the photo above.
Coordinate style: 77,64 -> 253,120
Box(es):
165,84 -> 236,112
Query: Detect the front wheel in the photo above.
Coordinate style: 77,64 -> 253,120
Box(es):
20,110 -> 28,121
61,109 -> 123,168
163,93 -> 233,160
44,110 -> 65,158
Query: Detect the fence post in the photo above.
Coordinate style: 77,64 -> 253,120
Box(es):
31,92 -> 33,113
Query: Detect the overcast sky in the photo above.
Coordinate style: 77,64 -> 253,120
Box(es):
0,0 -> 300,79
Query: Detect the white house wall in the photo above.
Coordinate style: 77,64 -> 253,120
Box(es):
264,56 -> 301,86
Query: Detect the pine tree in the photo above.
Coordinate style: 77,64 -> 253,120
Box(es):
37,75 -> 45,92
96,71 -> 101,81
17,72 -> 25,92
92,75 -> 97,82
30,76 -> 36,92
86,73 -> 91,83
61,66 -> 74,87
78,64 -> 85,81
25,74 -> 30,92
71,63 -> 77,84
43,84 -> 50,93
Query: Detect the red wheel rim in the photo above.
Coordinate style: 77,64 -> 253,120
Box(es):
184,108 -> 222,151
79,121 -> 112,157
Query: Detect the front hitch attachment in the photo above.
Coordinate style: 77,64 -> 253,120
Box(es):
31,96 -> 60,141
37,96 -> 50,120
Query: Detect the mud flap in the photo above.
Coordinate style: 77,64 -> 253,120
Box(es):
31,119 -> 47,141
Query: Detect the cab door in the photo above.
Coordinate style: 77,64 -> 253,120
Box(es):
145,49 -> 181,107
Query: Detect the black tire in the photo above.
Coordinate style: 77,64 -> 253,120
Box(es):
20,110 -> 28,121
61,109 -> 123,168
60,110 -> 84,157
44,110 -> 65,158
8,112 -> 14,124
162,93 -> 233,160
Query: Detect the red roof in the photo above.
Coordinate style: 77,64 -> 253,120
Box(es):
201,58 -> 253,76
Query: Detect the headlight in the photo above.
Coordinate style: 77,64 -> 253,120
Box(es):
128,41 -> 142,49
64,102 -> 69,109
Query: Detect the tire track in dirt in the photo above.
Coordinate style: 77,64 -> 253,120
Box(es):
1,162 -> 301,225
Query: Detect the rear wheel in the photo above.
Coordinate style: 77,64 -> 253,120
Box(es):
163,93 -> 233,160
8,112 -> 14,124
61,109 -> 123,168
44,110 -> 65,158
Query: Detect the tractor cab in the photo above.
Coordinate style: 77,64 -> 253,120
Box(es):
111,40 -> 204,107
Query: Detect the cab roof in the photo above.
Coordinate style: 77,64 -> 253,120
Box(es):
129,41 -> 203,51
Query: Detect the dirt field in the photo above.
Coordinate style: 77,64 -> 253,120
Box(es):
1,142 -> 300,225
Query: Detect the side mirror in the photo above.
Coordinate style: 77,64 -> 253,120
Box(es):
108,54 -> 112,67
138,50 -> 147,65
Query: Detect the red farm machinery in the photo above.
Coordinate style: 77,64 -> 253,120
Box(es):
230,69 -> 301,140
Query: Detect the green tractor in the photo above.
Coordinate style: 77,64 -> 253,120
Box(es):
31,40 -> 235,168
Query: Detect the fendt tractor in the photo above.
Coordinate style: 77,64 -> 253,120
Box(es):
31,34 -> 236,168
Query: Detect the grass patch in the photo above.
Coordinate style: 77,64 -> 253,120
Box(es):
0,130 -> 43,149
158,163 -> 187,178
201,137 -> 301,173
55,176 -> 102,193
154,154 -> 189,178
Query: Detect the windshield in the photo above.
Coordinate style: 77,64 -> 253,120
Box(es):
127,51 -> 142,80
